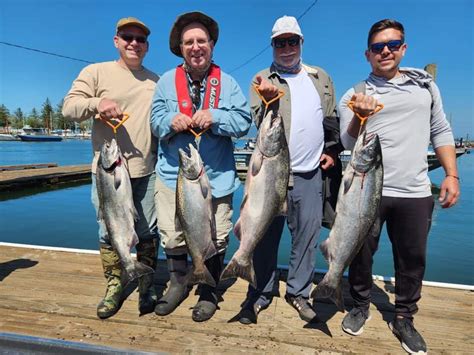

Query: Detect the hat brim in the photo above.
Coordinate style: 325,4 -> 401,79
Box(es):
169,11 -> 219,57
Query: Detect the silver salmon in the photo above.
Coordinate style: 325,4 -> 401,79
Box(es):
220,110 -> 290,288
176,144 -> 217,287
311,131 -> 383,311
96,139 -> 153,285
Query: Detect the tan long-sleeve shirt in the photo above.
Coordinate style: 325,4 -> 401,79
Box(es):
62,61 -> 159,177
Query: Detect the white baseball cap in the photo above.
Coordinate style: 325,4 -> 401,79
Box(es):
271,16 -> 303,39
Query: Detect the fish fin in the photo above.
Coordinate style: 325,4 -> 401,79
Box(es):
233,219 -> 242,241
188,264 -> 216,287
132,206 -> 139,221
251,152 -> 263,176
220,255 -> 256,288
367,216 -> 382,239
311,274 -> 345,312
113,170 -> 122,190
130,232 -> 139,250
122,260 -> 154,287
199,178 -> 209,198
319,239 -> 330,262
277,199 -> 288,216
175,213 -> 182,231
343,172 -> 355,194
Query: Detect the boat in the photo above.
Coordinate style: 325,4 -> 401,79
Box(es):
234,138 -> 467,175
337,147 -> 467,172
17,127 -> 63,142
0,133 -> 19,141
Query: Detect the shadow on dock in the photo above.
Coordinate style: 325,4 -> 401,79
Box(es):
0,258 -> 38,282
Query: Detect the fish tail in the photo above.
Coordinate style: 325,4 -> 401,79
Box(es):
123,260 -> 154,286
188,264 -> 216,287
311,273 -> 345,312
220,255 -> 256,288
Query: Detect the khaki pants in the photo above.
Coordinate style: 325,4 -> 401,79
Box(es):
154,176 -> 233,256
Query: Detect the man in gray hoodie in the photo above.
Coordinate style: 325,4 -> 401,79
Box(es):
338,19 -> 460,355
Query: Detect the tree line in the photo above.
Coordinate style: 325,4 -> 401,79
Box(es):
0,98 -> 91,132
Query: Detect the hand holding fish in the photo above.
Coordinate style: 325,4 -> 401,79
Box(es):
98,98 -> 123,122
349,93 -> 379,119
171,113 -> 193,132
192,109 -> 213,130
255,75 -> 279,101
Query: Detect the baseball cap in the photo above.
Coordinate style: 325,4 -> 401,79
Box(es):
271,16 -> 303,39
116,17 -> 150,36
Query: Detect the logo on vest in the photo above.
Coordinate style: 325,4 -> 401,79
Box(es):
210,78 -> 219,86
181,100 -> 189,108
209,87 -> 217,107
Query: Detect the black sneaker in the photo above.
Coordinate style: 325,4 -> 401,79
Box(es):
341,307 -> 371,336
389,317 -> 427,354
285,294 -> 318,323
238,299 -> 268,325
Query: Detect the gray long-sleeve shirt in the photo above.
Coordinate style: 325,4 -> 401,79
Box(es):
339,67 -> 454,198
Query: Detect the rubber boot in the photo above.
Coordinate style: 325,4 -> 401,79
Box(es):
97,243 -> 123,319
192,253 -> 225,322
154,254 -> 189,316
136,239 -> 158,315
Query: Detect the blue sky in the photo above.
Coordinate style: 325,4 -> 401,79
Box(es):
1,0 -> 472,138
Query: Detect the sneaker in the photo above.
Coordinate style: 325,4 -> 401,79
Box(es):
238,299 -> 268,325
341,307 -> 371,336
389,317 -> 427,354
285,294 -> 318,323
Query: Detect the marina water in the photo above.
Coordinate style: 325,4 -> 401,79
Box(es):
1,140 -> 472,285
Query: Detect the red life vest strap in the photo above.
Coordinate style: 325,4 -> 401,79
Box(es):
175,64 -> 221,118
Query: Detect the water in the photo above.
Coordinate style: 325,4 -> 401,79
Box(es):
1,140 -> 473,285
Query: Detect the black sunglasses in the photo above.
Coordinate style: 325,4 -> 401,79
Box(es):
272,36 -> 301,49
118,33 -> 147,44
369,40 -> 404,54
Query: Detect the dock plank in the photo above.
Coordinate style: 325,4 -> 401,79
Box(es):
0,245 -> 472,354
0,164 -> 91,191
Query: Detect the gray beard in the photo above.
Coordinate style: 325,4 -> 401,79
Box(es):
183,61 -> 211,80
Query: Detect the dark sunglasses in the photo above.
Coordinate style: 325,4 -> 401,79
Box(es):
272,36 -> 301,49
369,40 -> 404,54
118,33 -> 147,44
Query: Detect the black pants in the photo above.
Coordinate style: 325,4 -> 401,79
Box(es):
348,196 -> 434,319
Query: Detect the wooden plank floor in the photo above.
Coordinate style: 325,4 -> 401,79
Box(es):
0,245 -> 472,354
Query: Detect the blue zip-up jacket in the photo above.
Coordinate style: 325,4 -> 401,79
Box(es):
150,68 -> 252,198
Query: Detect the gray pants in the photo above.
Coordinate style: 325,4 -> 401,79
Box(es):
246,168 -> 323,306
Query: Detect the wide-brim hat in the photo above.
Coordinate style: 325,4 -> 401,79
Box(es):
169,11 -> 219,57
116,17 -> 150,36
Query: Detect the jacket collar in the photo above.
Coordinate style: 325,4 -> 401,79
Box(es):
269,62 -> 318,78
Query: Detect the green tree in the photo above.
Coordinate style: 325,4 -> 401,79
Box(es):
12,108 -> 25,129
54,100 -> 73,131
0,104 -> 11,131
26,108 -> 41,128
41,98 -> 54,131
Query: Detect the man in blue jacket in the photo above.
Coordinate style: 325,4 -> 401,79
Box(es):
150,11 -> 251,322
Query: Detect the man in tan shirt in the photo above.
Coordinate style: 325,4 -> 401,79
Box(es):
62,17 -> 159,319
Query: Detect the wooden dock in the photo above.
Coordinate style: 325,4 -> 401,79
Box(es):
0,164 -> 91,191
0,244 -> 472,354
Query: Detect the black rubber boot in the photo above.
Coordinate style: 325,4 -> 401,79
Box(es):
192,253 -> 225,322
154,254 -> 188,316
136,239 -> 158,315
